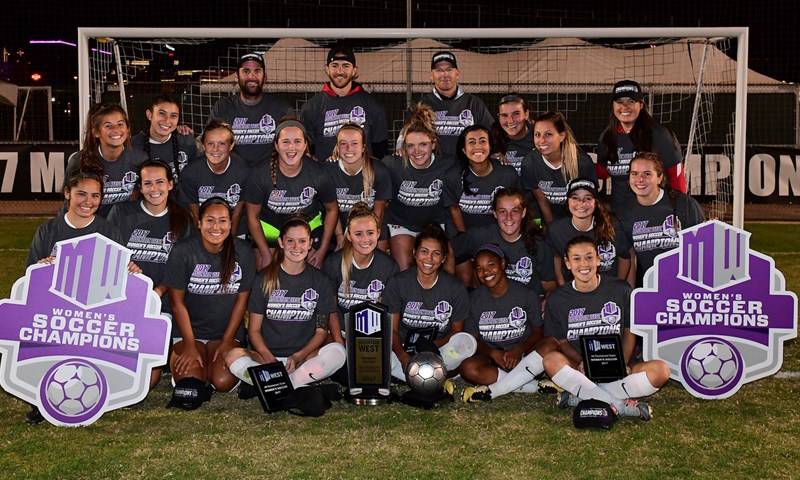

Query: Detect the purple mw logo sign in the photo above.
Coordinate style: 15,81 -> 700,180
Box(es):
632,221 -> 797,399
0,233 -> 170,426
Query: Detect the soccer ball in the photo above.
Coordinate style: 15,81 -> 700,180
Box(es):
684,338 -> 740,390
44,360 -> 104,417
405,352 -> 447,396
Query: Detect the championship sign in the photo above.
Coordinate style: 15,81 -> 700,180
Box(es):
632,221 -> 797,399
0,233 -> 171,426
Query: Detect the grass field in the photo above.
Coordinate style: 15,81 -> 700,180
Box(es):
1,218 -> 798,479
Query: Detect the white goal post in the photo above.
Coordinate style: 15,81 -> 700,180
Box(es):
77,27 -> 749,227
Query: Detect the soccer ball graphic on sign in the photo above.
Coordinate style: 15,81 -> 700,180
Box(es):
405,352 -> 447,396
682,338 -> 742,393
42,359 -> 106,418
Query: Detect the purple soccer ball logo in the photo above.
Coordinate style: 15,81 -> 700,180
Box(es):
40,359 -> 107,423
681,337 -> 743,395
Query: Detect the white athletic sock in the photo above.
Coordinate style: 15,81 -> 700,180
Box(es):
597,371 -> 659,399
289,343 -> 347,388
390,352 -> 406,381
551,365 -> 618,406
229,356 -> 260,385
438,332 -> 477,371
488,351 -> 544,398
512,379 -> 540,394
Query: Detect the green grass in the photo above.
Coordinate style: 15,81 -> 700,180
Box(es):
1,219 -> 799,479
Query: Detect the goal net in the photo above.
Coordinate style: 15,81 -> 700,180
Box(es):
78,28 -> 749,226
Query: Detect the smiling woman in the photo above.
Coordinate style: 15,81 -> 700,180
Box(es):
63,103 -> 149,217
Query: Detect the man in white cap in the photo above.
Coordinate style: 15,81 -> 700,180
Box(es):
209,52 -> 294,169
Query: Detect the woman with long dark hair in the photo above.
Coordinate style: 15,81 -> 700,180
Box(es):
164,198 -> 254,395
597,80 -> 687,216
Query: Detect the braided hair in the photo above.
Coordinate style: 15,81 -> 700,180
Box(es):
269,116 -> 308,187
142,94 -> 182,172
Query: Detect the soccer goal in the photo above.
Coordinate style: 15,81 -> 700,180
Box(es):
77,27 -> 750,227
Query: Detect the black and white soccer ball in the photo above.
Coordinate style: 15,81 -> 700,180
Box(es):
405,351 -> 447,395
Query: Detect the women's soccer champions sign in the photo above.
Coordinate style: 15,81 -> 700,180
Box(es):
0,234 -> 171,426
632,221 -> 797,399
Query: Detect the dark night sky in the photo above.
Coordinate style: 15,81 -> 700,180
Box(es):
2,1 -> 798,84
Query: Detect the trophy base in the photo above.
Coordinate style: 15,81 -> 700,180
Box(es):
346,391 -> 393,406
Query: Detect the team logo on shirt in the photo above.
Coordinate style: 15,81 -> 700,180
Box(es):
663,215 -> 680,237
458,110 -> 474,127
598,243 -> 616,271
301,288 -> 319,311
122,171 -> 138,193
177,151 -> 189,173
632,221 -> 797,399
601,301 -> 621,325
350,106 -> 366,125
428,179 -> 443,196
434,301 -> 453,324
508,306 -> 527,329
367,279 -> 384,300
226,184 -> 242,207
509,257 -> 532,282
162,232 -> 175,253
259,114 -> 276,134
0,234 -> 170,426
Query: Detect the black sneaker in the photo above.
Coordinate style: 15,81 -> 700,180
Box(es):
238,382 -> 258,400
25,405 -> 44,425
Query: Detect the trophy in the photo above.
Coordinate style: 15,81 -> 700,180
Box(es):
345,301 -> 392,405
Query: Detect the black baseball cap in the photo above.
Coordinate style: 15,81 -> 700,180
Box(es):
238,52 -> 265,70
166,377 -> 212,410
612,80 -> 644,102
431,51 -> 458,69
566,178 -> 599,198
327,47 -> 356,66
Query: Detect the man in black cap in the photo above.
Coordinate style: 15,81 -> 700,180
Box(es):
300,46 -> 388,159
208,52 -> 294,168
419,51 -> 494,156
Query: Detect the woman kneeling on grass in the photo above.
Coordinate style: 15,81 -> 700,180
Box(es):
164,197 -> 254,395
382,222 -> 477,381
460,244 -> 559,403
226,216 -> 347,390
542,236 -> 670,421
